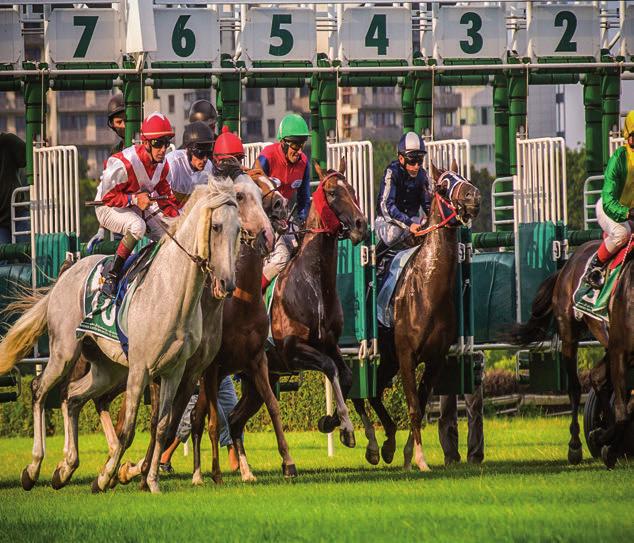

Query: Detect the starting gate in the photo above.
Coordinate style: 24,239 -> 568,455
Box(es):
424,138 -> 471,179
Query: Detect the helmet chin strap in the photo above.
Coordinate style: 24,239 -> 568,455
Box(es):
144,142 -> 162,164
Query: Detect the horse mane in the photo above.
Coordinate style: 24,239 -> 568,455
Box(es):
166,174 -> 236,236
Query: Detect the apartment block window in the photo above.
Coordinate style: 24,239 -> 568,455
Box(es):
168,95 -> 175,114
358,111 -> 366,128
481,107 -> 488,126
341,88 -> 352,105
268,118 -> 276,138
95,114 -> 108,129
246,119 -> 262,136
267,88 -> 275,105
441,111 -> 455,127
60,114 -> 88,130
245,88 -> 261,102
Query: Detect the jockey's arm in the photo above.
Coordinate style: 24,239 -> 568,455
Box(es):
296,163 -> 311,221
257,154 -> 270,176
602,148 -> 630,223
378,166 -> 412,229
153,176 -> 180,218
100,157 -> 134,208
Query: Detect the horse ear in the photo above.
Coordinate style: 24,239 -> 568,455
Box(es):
430,161 -> 441,181
451,158 -> 459,174
313,160 -> 325,180
338,156 -> 346,175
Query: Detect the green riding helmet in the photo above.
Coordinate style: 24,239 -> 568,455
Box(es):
277,113 -> 310,142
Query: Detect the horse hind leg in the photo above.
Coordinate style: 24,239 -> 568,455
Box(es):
602,347 -> 631,470
190,381 -> 208,486
367,360 -> 399,464
561,339 -> 583,465
352,399 -> 379,465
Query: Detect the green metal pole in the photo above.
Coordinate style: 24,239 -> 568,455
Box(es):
401,73 -> 414,133
601,70 -> 620,167
413,72 -> 432,136
508,73 -> 527,175
23,65 -> 47,185
493,74 -> 509,178
123,62 -> 142,147
583,73 -> 603,177
216,56 -> 241,133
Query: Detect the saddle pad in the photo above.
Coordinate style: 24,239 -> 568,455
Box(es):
264,276 -> 278,349
573,238 -> 633,323
376,246 -> 419,328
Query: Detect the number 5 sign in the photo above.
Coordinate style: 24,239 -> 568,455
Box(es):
339,8 -> 412,62
45,8 -> 122,64
435,7 -> 506,60
242,8 -> 316,63
528,5 -> 600,58
152,8 -> 220,63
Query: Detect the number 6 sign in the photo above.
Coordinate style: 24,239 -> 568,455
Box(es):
241,8 -> 316,63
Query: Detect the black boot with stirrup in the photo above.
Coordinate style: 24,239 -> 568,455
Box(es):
584,254 -> 606,290
101,254 -> 126,299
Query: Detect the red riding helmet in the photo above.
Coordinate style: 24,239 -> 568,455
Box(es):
140,112 -> 174,141
213,126 -> 244,160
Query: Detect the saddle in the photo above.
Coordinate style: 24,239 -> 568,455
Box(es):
376,246 -> 420,328
573,236 -> 634,323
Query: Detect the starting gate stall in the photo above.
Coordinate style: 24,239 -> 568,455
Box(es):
424,138 -> 471,179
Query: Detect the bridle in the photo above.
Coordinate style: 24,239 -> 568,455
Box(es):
309,171 -> 362,239
414,172 -> 470,237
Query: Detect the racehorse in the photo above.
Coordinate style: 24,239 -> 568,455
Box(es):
214,158 -> 367,463
352,162 -> 481,470
114,163 -> 285,487
0,177 -> 241,493
509,238 -> 633,467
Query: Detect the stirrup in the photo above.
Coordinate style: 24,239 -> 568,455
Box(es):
584,267 -> 605,290
100,274 -> 119,298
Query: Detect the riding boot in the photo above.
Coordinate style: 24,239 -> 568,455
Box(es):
101,253 -> 126,298
584,254 -> 607,290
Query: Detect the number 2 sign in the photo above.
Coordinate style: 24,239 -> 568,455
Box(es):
339,7 -> 412,62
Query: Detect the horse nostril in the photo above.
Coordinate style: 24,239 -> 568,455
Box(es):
274,200 -> 281,209
219,279 -> 226,291
355,218 -> 366,231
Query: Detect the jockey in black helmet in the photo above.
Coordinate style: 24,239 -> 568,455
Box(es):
188,99 -> 217,135
107,93 -> 126,155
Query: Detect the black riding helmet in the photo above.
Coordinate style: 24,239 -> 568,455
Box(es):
188,99 -> 217,128
183,121 -> 214,161
107,94 -> 125,138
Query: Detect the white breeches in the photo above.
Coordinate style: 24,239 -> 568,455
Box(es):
95,204 -> 172,242
596,198 -> 632,253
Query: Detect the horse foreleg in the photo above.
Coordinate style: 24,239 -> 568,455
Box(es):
228,377 -> 262,483
93,367 -> 147,493
352,399 -> 379,465
191,382 -> 207,486
368,356 -> 400,464
399,351 -> 429,472
205,369 -> 222,485
251,352 -> 296,477
602,347 -> 630,469
561,341 -> 583,464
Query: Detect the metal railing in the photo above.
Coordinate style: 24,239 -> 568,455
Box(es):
11,186 -> 31,244
424,138 -> 471,179
583,175 -> 603,229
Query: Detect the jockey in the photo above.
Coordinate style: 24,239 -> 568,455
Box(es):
212,125 -> 245,166
375,131 -> 431,287
107,93 -> 126,155
257,113 -> 311,290
189,99 -> 217,134
95,112 -> 179,297
585,110 -> 634,289
166,121 -> 215,205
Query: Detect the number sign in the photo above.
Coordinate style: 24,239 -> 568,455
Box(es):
0,9 -> 23,64
528,5 -> 600,58
339,7 -> 412,62
45,8 -> 122,64
152,8 -> 220,63
241,8 -> 316,63
622,5 -> 634,57
435,7 -> 506,60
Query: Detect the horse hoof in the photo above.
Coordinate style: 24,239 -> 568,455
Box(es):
381,442 -> 396,464
51,467 -> 66,490
601,445 -> 617,470
318,415 -> 339,434
339,429 -> 356,448
567,446 -> 583,465
21,468 -> 36,491
192,475 -> 204,486
91,477 -> 104,494
365,447 -> 380,465
282,463 -> 298,478
139,478 -> 150,492
117,462 -> 132,485
212,474 -> 224,485
108,476 -> 119,490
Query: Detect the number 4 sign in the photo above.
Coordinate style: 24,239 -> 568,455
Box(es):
339,7 -> 412,62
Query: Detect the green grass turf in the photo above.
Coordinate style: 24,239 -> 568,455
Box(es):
0,416 -> 631,542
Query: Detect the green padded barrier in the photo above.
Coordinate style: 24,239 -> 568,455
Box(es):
0,263 -> 33,336
472,252 -> 516,343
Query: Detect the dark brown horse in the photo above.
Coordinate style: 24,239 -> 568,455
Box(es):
352,163 -> 481,470
510,238 -> 633,468
197,158 -> 367,474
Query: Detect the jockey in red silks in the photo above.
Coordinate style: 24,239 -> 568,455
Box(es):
584,110 -> 634,289
95,111 -> 179,297
212,125 -> 245,166
257,113 -> 311,290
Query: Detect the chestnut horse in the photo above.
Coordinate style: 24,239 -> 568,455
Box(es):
352,163 -> 481,470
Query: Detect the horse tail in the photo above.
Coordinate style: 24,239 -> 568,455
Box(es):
0,287 -> 51,375
507,271 -> 560,346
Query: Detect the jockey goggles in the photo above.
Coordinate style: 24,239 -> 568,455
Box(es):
283,138 -> 306,151
189,144 -> 214,159
149,137 -> 172,149
402,152 -> 425,166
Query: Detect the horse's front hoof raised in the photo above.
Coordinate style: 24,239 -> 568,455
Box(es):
51,467 -> 66,490
381,440 -> 396,464
365,447 -> 380,465
601,445 -> 617,470
318,415 -> 339,434
282,463 -> 298,478
567,445 -> 583,465
340,429 -> 356,448
21,468 -> 36,491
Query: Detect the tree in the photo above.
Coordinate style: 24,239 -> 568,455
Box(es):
469,167 -> 493,233
566,147 -> 587,231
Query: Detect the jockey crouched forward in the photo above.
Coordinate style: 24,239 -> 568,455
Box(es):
584,110 -> 634,289
375,131 -> 431,289
95,112 -> 179,297
257,113 -> 311,291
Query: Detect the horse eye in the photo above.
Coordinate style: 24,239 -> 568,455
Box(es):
212,224 -> 221,232
327,190 -> 336,198
236,192 -> 244,202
